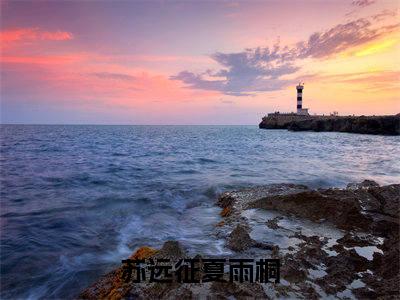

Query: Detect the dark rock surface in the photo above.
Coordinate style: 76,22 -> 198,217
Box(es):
226,224 -> 255,252
79,180 -> 399,299
287,115 -> 400,135
259,115 -> 400,135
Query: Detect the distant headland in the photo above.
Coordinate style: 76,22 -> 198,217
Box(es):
259,83 -> 400,135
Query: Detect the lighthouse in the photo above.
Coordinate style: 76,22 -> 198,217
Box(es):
296,83 -> 309,115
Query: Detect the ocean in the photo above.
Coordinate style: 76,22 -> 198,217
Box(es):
1,125 -> 399,299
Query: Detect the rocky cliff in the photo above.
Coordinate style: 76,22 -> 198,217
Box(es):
259,115 -> 400,135
79,180 -> 399,299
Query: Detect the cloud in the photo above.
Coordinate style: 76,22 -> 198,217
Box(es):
91,72 -> 135,81
0,54 -> 85,65
172,13 -> 398,96
296,18 -> 398,59
352,0 -> 375,8
171,48 -> 299,96
0,28 -> 73,43
371,9 -> 398,21
299,70 -> 400,92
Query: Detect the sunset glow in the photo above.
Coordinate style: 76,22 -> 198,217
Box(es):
1,0 -> 399,124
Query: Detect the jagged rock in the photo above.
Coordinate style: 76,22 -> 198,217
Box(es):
154,241 -> 186,261
336,232 -> 377,248
129,246 -> 158,260
368,184 -> 400,218
226,225 -> 255,252
248,190 -> 372,231
210,281 -> 267,299
217,193 -> 235,208
286,115 -> 400,135
266,217 -> 281,229
247,184 -> 400,233
220,206 -> 232,217
79,181 -> 399,299
215,220 -> 225,227
78,242 -> 185,300
347,179 -> 380,190
281,257 -> 308,283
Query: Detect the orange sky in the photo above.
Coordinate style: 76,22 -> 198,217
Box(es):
1,0 -> 399,124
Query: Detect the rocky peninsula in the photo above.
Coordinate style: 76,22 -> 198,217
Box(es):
79,180 -> 399,299
259,115 -> 400,135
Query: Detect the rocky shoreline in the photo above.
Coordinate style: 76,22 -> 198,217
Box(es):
259,115 -> 400,135
79,180 -> 399,299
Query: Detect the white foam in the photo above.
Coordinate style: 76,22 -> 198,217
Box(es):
241,208 -> 344,254
350,279 -> 366,289
354,246 -> 383,261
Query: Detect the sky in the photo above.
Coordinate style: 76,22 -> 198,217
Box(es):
1,0 -> 399,125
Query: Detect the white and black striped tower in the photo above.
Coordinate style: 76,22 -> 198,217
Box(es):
296,83 -> 304,114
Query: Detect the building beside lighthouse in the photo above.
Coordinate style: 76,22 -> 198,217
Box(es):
296,83 -> 309,116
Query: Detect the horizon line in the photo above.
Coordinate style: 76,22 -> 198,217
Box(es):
0,123 -> 258,126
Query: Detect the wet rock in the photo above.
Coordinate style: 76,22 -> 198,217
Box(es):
281,257 -> 308,283
315,249 -> 370,295
129,246 -> 158,260
210,281 -> 267,299
227,225 -> 255,252
226,225 -> 255,252
248,189 -> 372,231
217,193 -> 235,208
78,268 -> 124,300
154,241 -> 186,261
78,242 -> 186,300
286,115 -> 400,135
139,282 -> 185,299
220,206 -> 232,217
266,217 -> 282,229
359,272 -> 400,299
215,220 -> 225,227
79,245 -> 160,300
337,232 -> 376,248
80,181 -> 399,299
347,179 -> 380,190
254,241 -> 278,251
217,184 -> 309,212
368,184 -> 400,218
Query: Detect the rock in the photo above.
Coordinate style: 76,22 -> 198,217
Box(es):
336,232 -> 376,248
347,179 -> 380,190
259,114 -> 312,129
254,241 -> 278,251
220,206 -> 232,217
215,220 -> 225,227
78,241 -> 185,300
79,181 -> 399,299
226,225 -> 255,252
129,246 -> 158,260
281,257 -> 308,283
286,115 -> 400,135
248,190 -> 372,231
368,184 -> 400,218
210,281 -> 267,299
266,217 -> 281,229
154,241 -> 186,261
217,193 -> 235,208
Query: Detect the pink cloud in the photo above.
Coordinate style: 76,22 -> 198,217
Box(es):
0,54 -> 85,65
0,28 -> 73,43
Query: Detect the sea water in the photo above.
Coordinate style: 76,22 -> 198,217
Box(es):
1,125 -> 399,299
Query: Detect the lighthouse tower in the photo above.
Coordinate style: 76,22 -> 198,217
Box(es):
296,83 -> 309,115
